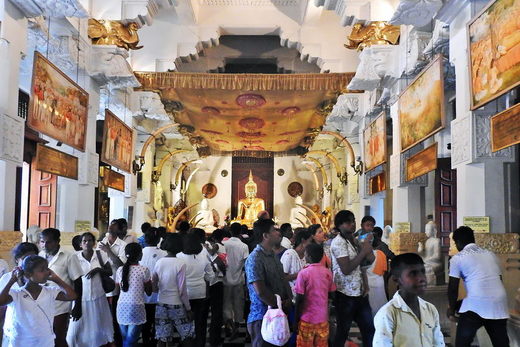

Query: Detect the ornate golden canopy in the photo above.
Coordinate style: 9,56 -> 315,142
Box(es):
134,72 -> 354,156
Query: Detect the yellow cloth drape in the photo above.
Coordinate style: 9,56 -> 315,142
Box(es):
134,72 -> 355,91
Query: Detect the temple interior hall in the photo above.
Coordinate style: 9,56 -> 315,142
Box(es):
0,0 -> 520,346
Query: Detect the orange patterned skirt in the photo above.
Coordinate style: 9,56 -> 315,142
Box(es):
296,320 -> 329,347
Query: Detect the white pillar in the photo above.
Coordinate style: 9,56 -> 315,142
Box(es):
0,1 -> 27,231
449,2 -> 515,233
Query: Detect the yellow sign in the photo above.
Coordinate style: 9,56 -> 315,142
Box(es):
395,222 -> 411,233
74,220 -> 91,233
463,216 -> 490,233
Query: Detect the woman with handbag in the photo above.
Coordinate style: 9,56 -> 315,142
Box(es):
67,232 -> 115,347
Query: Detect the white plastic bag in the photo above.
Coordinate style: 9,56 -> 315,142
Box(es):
261,294 -> 291,346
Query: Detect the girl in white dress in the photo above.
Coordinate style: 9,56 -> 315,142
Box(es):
0,255 -> 76,347
115,243 -> 152,347
0,242 -> 40,343
67,232 -> 114,347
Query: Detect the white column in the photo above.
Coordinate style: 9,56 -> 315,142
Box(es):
0,1 -> 27,230
449,3 -> 515,233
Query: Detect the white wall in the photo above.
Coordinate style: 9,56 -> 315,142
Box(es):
274,156 -> 315,224
186,156 -> 232,224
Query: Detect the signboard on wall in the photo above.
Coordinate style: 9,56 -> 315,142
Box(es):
35,143 -> 78,180
463,216 -> 490,233
102,167 -> 125,192
75,220 -> 92,233
490,103 -> 520,152
368,172 -> 386,195
395,222 -> 411,233
406,143 -> 438,182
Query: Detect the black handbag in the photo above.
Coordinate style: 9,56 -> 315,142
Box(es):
96,250 -> 116,293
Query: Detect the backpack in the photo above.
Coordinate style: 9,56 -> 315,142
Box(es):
261,294 -> 290,346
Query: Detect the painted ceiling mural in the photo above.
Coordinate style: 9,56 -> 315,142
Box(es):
134,72 -> 353,156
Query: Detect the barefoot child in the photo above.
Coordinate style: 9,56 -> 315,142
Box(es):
373,253 -> 445,346
294,243 -> 336,347
0,255 -> 76,347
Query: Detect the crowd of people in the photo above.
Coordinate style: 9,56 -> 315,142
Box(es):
0,210 -> 511,347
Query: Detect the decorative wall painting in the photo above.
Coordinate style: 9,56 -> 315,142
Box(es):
363,112 -> 386,172
490,102 -> 520,152
399,55 -> 445,152
35,143 -> 78,180
28,52 -> 89,152
468,0 -> 520,109
406,143 -> 438,181
101,109 -> 134,173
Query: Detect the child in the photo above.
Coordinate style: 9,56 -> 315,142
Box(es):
140,229 -> 167,345
0,243 -> 39,342
294,243 -> 336,347
0,255 -> 76,347
153,233 -> 194,347
373,253 -> 445,346
116,243 -> 153,347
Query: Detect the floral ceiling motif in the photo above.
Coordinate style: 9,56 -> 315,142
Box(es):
134,72 -> 353,154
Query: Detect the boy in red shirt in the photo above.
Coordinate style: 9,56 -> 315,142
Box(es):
294,243 -> 336,347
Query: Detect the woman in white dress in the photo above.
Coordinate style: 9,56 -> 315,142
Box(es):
67,232 -> 114,347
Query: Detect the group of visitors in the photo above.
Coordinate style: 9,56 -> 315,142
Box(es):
0,209 -> 511,347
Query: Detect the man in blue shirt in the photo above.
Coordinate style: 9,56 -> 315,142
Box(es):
245,218 -> 292,346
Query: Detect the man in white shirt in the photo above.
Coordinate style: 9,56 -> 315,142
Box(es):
99,221 -> 127,346
39,228 -> 83,347
280,223 -> 293,249
448,226 -> 510,347
222,223 -> 249,338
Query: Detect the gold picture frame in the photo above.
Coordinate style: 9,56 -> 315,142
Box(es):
363,112 -> 387,172
490,102 -> 520,152
28,52 -> 89,152
406,143 -> 438,182
399,55 -> 445,152
468,0 -> 520,110
101,109 -> 134,173
34,143 -> 78,180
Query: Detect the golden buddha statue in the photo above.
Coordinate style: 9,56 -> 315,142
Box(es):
237,171 -> 265,228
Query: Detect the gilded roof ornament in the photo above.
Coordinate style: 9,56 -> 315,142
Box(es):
344,21 -> 401,51
88,19 -> 143,50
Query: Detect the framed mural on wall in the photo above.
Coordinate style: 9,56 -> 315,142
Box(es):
28,52 -> 89,152
399,55 -> 445,152
468,0 -> 520,110
363,112 -> 386,172
101,109 -> 134,173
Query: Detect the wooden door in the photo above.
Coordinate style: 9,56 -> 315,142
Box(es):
435,158 -> 457,254
28,160 -> 57,229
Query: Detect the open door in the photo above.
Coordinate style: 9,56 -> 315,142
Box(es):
28,159 -> 57,229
